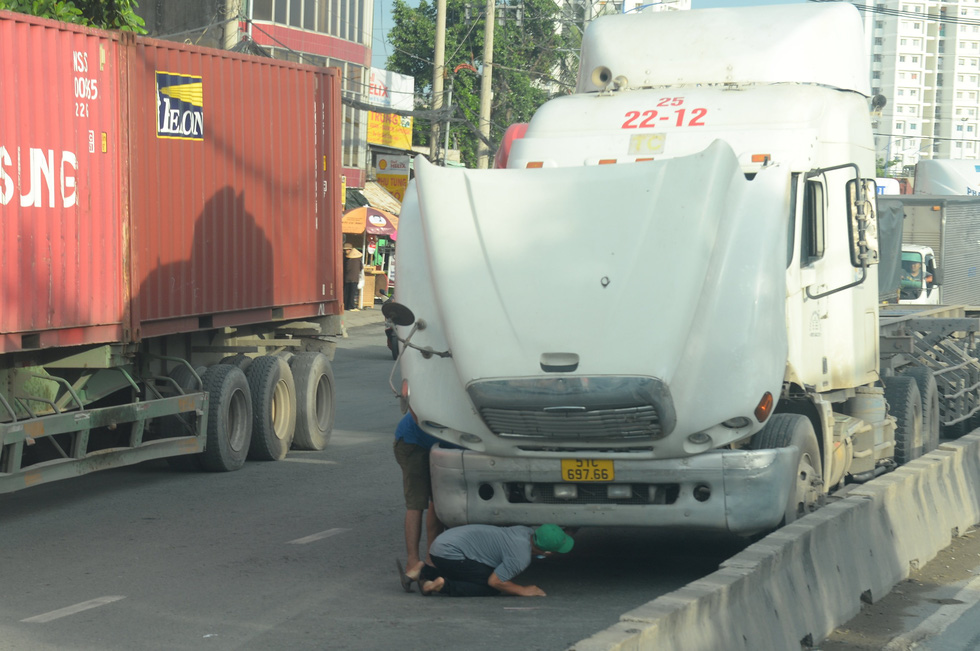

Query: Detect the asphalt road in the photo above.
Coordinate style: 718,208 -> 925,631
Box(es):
0,320 -> 748,651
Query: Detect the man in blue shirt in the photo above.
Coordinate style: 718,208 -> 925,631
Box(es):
417,523 -> 575,597
394,411 -> 444,586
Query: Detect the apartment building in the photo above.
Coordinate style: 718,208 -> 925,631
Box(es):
854,0 -> 980,174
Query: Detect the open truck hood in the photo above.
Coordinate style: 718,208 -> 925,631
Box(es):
400,141 -> 789,456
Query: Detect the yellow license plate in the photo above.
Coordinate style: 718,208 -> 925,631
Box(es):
560,459 -> 614,482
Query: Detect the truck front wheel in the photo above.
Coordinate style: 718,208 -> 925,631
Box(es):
751,414 -> 823,525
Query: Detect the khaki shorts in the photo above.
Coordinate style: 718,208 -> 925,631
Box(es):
393,439 -> 432,510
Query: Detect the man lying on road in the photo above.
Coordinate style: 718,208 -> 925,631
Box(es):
403,523 -> 574,597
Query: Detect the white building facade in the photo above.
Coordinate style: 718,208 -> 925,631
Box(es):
853,0 -> 980,175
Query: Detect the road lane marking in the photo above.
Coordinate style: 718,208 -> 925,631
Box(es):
22,596 -> 125,623
289,528 -> 349,544
883,575 -> 980,650
283,458 -> 337,465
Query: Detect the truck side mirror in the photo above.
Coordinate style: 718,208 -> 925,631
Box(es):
382,301 -> 417,327
932,267 -> 944,286
846,178 -> 879,268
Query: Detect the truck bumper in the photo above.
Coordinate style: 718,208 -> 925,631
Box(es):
429,445 -> 798,535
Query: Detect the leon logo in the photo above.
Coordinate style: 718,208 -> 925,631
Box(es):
156,72 -> 204,140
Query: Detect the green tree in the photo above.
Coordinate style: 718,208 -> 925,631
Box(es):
877,156 -> 902,177
385,0 -> 580,167
0,0 -> 146,32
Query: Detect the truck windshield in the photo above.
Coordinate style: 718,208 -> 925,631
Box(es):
900,252 -> 924,299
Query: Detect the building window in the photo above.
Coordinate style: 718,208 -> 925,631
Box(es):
957,124 -> 964,132
912,56 -> 919,63
253,0 -> 273,20
900,55 -> 906,63
898,88 -> 905,96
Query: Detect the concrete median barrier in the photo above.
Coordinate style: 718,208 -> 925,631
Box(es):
570,433 -> 980,651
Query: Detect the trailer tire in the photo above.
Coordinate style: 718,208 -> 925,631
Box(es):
164,365 -> 207,471
883,375 -> 923,465
290,352 -> 335,451
901,366 -> 939,455
245,355 -> 297,461
200,364 -> 253,472
751,414 -> 822,526
220,354 -> 253,373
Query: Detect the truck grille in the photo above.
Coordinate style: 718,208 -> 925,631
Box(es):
482,405 -> 663,439
467,375 -> 676,441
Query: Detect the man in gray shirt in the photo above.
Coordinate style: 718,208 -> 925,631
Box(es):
416,524 -> 574,597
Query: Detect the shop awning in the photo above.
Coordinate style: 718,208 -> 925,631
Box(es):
342,206 -> 398,240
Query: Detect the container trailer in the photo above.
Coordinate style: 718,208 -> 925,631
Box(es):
0,11 -> 343,493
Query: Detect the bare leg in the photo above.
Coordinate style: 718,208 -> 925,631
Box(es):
424,500 -> 445,565
404,509 -> 424,569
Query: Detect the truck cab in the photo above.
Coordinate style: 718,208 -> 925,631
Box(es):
392,3 -> 896,535
899,245 -> 939,305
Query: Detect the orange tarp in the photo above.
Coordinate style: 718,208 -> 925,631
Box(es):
342,206 -> 398,239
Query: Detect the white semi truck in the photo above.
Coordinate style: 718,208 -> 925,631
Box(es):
914,159 -> 980,195
385,4 -> 980,535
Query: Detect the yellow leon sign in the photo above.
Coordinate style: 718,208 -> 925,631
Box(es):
367,67 -> 414,150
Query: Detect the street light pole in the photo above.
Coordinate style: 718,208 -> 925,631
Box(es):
430,0 -> 447,162
477,0 -> 494,168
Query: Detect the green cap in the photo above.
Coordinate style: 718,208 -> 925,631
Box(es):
532,524 -> 574,554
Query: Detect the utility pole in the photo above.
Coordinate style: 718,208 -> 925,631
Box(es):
477,0 -> 495,169
430,0 -> 447,162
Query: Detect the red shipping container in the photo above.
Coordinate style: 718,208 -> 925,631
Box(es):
0,12 -> 342,354
128,36 -> 342,339
0,15 -> 126,353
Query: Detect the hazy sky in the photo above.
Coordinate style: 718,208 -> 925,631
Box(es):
370,0 -> 808,69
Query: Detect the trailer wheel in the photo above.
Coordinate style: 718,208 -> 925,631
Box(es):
751,414 -> 822,525
200,364 -> 253,472
245,355 -> 297,461
900,366 -> 939,455
220,354 -> 253,373
290,352 -> 335,451
884,375 -> 923,465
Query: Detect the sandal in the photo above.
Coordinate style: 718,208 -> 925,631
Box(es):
395,559 -> 414,593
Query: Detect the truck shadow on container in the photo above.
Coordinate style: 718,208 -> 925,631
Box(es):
135,186 -> 276,330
